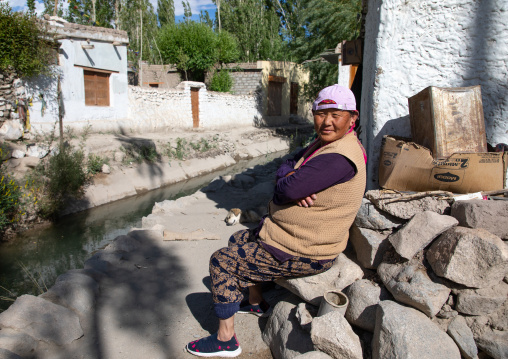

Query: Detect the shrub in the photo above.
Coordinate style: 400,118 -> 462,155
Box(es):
209,70 -> 233,93
43,144 -> 87,216
87,153 -> 109,174
0,2 -> 55,77
138,145 -> 158,163
0,171 -> 21,232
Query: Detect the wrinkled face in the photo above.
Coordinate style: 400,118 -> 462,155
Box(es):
313,108 -> 358,145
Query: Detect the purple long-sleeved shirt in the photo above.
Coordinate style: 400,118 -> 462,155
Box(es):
272,147 -> 356,205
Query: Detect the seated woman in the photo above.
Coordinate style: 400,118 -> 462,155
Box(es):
186,85 -> 367,357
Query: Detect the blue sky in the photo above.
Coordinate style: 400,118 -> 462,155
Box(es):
6,0 -> 217,23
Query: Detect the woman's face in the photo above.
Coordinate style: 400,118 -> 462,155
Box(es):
313,108 -> 358,145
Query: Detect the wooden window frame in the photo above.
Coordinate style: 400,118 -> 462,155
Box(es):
76,66 -> 115,107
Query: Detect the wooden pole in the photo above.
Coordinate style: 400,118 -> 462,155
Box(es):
53,0 -> 58,16
57,76 -> 63,146
139,8 -> 143,86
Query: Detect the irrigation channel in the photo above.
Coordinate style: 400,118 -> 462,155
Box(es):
0,151 -> 286,312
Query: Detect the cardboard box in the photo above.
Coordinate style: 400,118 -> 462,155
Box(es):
379,136 -> 508,193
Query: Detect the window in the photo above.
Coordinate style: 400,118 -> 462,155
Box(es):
84,70 -> 110,106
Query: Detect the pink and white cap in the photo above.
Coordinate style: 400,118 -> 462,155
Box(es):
312,85 -> 357,112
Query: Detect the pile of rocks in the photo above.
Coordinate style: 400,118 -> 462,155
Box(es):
263,190 -> 508,359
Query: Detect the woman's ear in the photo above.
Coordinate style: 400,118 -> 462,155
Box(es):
350,113 -> 358,126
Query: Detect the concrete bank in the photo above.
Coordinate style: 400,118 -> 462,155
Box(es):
64,136 -> 290,215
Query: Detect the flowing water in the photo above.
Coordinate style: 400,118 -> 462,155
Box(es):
0,152 -> 286,311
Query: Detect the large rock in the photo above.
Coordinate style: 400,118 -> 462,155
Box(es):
455,282 -> 508,316
0,120 -> 23,140
451,200 -> 508,240
427,227 -> 508,288
343,279 -> 391,332
475,329 -> 508,359
276,254 -> 364,306
26,144 -> 48,158
103,234 -> 142,252
39,270 -> 99,316
447,316 -> 478,359
262,296 -> 314,359
388,211 -> 458,260
230,173 -> 255,189
354,198 -> 404,230
0,348 -> 23,359
350,225 -> 391,269
10,149 -> 25,159
365,190 -> 451,220
377,260 -> 450,317
463,300 -> 508,338
0,328 -> 38,358
294,352 -> 333,359
311,311 -> 363,359
1,157 -> 40,179
372,301 -> 461,359
84,250 -> 127,274
200,176 -> 227,193
0,295 -> 83,346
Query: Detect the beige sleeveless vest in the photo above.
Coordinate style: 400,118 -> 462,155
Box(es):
259,132 -> 366,260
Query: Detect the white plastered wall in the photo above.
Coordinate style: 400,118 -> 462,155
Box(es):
360,0 -> 508,189
25,38 -> 129,134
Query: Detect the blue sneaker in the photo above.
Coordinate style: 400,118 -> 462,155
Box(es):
237,300 -> 271,317
186,333 -> 242,357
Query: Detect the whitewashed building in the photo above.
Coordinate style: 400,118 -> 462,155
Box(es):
24,17 -> 129,134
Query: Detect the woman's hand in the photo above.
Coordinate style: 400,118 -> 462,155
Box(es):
297,194 -> 317,207
284,171 -> 317,207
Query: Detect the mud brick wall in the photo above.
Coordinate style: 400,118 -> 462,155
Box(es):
230,71 -> 263,96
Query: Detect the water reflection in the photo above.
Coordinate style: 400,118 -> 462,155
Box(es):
0,152 -> 284,311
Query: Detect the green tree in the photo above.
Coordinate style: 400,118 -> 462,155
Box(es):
182,0 -> 192,22
42,0 -> 65,16
290,0 -> 362,99
199,10 -> 213,28
216,0 -> 286,62
216,30 -> 240,64
65,0 -> 115,27
26,0 -> 36,15
118,0 -> 159,63
157,22 -> 239,81
157,0 -> 174,27
0,2 -> 55,77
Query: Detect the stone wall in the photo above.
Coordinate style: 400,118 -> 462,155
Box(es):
0,70 -> 17,124
127,82 -> 263,131
360,0 -> 508,189
0,69 -> 28,140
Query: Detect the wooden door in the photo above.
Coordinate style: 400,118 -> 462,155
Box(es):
290,82 -> 298,115
267,81 -> 282,116
191,87 -> 199,128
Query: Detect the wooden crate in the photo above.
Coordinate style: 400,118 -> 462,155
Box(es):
408,85 -> 487,159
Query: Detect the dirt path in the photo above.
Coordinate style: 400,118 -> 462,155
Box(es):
33,126 -> 309,359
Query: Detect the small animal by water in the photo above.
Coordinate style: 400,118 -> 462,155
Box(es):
224,207 -> 267,226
